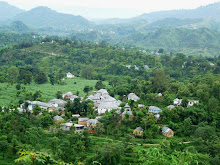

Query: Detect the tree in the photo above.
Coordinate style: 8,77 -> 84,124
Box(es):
8,66 -> 19,84
33,91 -> 42,100
40,114 -> 54,128
34,72 -> 48,84
181,99 -> 188,108
87,102 -> 96,118
33,105 -> 41,115
97,143 -> 124,165
15,149 -> 46,165
49,74 -> 55,85
18,70 -> 32,84
56,91 -> 62,99
194,126 -> 217,142
95,80 -> 105,90
150,69 -> 169,93
0,136 -> 9,160
16,84 -> 21,90
81,65 -> 94,79
158,48 -> 164,54
83,86 -> 90,96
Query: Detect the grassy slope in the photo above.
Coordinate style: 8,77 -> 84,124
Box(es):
0,77 -> 110,106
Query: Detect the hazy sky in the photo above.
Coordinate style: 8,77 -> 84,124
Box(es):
3,0 -> 220,19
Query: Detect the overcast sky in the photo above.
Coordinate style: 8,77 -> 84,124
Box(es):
3,0 -> 220,19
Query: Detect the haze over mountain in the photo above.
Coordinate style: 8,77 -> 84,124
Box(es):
0,1 -> 24,21
138,2 -> 220,22
0,1 -> 220,56
96,2 -> 220,24
9,6 -> 92,29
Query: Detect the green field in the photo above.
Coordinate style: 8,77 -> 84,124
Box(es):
0,77 -> 110,106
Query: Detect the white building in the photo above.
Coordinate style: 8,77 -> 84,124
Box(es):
188,100 -> 199,107
173,98 -> 182,106
66,72 -> 75,78
61,122 -> 85,133
88,89 -> 121,114
128,93 -> 140,101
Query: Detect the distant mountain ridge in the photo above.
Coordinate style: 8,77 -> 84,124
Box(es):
0,1 -> 25,21
138,2 -> 220,22
10,6 -> 92,29
95,2 -> 220,25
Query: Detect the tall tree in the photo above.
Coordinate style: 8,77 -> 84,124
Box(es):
150,69 -> 169,93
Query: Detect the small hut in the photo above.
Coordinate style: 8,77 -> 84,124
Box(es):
162,126 -> 174,137
133,127 -> 143,136
78,118 -> 89,126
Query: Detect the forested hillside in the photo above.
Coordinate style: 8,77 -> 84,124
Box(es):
0,37 -> 219,164
0,2 -> 220,56
0,1 -> 219,164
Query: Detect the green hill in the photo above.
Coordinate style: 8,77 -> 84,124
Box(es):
11,6 -> 92,29
121,28 -> 220,56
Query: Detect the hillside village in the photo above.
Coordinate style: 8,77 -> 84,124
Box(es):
4,71 -> 200,139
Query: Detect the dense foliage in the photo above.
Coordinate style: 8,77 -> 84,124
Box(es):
0,37 -> 219,164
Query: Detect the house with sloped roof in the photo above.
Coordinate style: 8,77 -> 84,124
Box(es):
72,114 -> 80,118
61,122 -> 85,133
87,119 -> 100,128
49,99 -> 67,108
133,127 -> 143,136
97,101 -> 121,115
121,110 -> 133,120
62,92 -> 73,98
78,118 -> 90,126
157,93 -> 162,97
154,114 -> 160,120
88,89 -> 121,114
66,72 -> 75,78
53,115 -> 64,121
138,104 -> 145,109
173,98 -> 182,106
128,93 -> 140,101
149,106 -> 162,114
162,126 -> 174,137
167,105 -> 175,110
188,100 -> 199,107
124,103 -> 131,111
25,101 -> 52,112
144,65 -> 150,69
134,65 -> 139,70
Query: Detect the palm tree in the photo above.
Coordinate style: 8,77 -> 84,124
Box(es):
15,149 -> 46,165
15,149 -> 77,165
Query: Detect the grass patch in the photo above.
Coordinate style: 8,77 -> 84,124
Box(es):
0,77 -> 110,106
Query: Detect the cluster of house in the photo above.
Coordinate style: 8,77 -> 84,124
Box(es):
16,89 -> 199,138
54,115 -> 101,133
132,126 -> 174,137
19,92 -> 83,114
19,99 -> 67,114
87,89 -> 122,115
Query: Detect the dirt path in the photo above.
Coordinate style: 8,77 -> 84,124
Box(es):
90,136 -> 193,146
